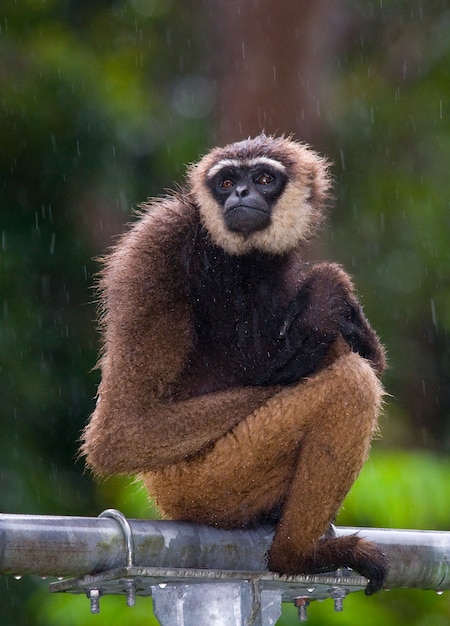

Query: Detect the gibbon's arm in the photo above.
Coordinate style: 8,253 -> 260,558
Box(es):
82,200 -> 278,475
301,263 -> 386,372
256,262 -> 386,386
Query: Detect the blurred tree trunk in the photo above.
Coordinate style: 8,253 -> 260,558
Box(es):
208,0 -> 352,148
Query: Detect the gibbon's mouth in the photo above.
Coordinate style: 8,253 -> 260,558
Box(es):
224,204 -> 271,234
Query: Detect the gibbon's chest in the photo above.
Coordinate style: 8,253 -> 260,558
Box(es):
188,248 -> 293,350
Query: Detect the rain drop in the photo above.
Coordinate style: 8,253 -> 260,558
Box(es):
13,575 -> 22,580
430,299 -> 437,329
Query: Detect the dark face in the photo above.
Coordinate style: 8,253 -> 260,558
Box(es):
209,165 -> 287,235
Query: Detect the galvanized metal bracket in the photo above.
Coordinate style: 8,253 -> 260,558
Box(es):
50,564 -> 368,623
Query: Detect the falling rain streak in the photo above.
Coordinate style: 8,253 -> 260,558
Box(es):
430,299 -> 437,330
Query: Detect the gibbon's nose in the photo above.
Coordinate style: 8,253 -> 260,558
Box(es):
235,184 -> 249,198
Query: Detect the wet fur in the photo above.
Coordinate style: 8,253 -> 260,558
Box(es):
82,135 -> 388,594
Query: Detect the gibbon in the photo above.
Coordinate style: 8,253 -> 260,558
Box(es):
82,134 -> 387,594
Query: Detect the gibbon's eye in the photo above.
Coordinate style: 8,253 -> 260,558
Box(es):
220,178 -> 234,189
255,172 -> 274,186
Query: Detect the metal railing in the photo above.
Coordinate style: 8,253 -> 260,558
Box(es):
1,511 -> 449,624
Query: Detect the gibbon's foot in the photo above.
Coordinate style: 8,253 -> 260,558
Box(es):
267,534 -> 388,596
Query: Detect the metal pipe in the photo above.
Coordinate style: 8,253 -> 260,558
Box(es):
338,527 -> 450,590
0,514 -> 449,590
0,514 -> 271,576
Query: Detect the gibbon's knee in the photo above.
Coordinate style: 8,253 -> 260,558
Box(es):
142,350 -> 383,528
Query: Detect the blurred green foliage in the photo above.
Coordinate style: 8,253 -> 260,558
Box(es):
326,0 -> 450,450
0,0 -> 210,516
0,1 -> 449,625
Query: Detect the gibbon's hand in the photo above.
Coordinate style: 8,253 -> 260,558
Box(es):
254,279 -> 338,386
337,301 -> 386,374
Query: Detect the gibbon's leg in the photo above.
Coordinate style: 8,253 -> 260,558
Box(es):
83,380 -> 279,474
141,383 -> 302,527
267,351 -> 386,594
142,347 -> 383,536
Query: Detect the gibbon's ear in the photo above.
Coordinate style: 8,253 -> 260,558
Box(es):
187,134 -> 332,256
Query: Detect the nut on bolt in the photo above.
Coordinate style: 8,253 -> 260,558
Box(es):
123,578 -> 136,607
294,597 -> 310,622
329,587 -> 347,612
87,588 -> 102,614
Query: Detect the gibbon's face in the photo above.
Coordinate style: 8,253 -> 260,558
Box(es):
207,160 -> 288,235
189,135 -> 331,256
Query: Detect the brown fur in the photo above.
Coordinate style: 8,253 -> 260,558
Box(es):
81,135 -> 387,594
